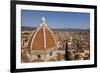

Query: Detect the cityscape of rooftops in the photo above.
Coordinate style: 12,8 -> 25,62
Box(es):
21,10 -> 90,29
21,10 -> 90,62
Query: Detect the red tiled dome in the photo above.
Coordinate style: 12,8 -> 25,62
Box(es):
31,27 -> 56,50
30,17 -> 56,52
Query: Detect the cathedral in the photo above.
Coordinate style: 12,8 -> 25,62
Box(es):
21,17 -> 57,62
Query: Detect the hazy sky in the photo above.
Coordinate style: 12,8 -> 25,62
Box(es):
21,10 -> 90,29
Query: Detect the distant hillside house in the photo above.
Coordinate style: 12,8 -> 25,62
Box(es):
28,17 -> 57,62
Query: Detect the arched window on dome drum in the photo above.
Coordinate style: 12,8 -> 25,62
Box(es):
50,52 -> 53,56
